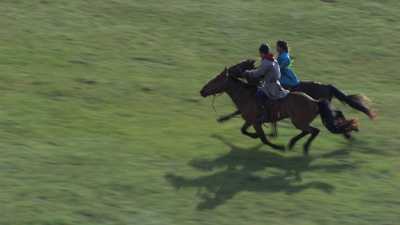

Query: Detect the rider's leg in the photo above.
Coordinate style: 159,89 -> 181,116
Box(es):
255,89 -> 269,122
255,89 -> 265,108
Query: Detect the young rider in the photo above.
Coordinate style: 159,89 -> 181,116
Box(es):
276,40 -> 300,89
243,43 -> 289,120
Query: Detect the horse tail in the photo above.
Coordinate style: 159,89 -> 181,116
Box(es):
329,85 -> 376,119
318,100 -> 359,134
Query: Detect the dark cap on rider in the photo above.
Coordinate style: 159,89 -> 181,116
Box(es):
259,43 -> 270,54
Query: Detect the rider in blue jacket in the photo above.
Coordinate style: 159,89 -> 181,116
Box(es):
276,40 -> 300,89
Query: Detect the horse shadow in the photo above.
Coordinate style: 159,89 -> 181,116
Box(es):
165,135 -> 356,210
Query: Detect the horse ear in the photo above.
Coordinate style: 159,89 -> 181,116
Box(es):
224,67 -> 229,76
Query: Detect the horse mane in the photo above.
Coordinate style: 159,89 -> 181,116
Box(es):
227,76 -> 258,98
226,59 -> 257,91
229,76 -> 257,90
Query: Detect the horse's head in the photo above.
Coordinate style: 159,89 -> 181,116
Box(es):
200,67 -> 229,97
200,59 -> 256,97
228,59 -> 256,76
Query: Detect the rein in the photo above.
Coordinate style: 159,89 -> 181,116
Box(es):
210,69 -> 231,115
207,62 -> 254,117
211,94 -> 218,114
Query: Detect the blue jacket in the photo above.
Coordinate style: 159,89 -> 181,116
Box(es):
277,52 -> 300,87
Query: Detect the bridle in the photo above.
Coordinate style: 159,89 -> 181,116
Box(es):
211,94 -> 218,114
208,61 -> 254,115
210,68 -> 230,114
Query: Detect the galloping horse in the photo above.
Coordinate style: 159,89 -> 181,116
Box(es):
217,60 -> 375,127
200,64 -> 359,155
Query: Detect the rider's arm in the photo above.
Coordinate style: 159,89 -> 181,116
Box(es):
243,61 -> 270,79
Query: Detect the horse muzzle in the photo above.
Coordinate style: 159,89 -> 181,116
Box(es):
200,89 -> 208,97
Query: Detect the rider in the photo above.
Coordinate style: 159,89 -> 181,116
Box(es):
243,43 -> 289,120
276,40 -> 300,89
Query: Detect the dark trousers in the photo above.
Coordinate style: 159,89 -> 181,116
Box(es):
255,89 -> 269,108
282,84 -> 299,91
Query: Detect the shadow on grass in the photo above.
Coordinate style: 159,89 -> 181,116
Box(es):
166,135 -> 356,210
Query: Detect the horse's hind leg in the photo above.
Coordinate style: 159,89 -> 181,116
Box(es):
303,126 -> 320,155
288,131 -> 309,150
241,121 -> 258,139
253,123 -> 285,151
334,110 -> 354,140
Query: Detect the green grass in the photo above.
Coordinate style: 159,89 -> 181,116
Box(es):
0,0 -> 399,224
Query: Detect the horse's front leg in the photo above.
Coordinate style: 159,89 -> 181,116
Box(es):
217,110 -> 241,123
241,121 -> 258,139
242,121 -> 278,139
253,123 -> 285,151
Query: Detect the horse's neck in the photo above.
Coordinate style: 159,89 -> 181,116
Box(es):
225,79 -> 255,110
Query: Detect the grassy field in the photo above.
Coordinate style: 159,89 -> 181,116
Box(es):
0,0 -> 399,224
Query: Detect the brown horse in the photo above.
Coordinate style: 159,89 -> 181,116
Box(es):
217,60 -> 375,127
200,66 -> 359,155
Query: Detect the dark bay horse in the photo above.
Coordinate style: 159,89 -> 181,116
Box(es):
217,60 -> 376,125
200,66 -> 359,155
